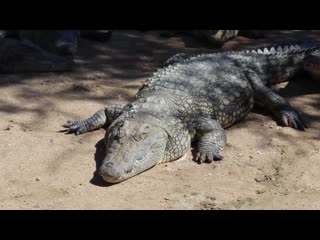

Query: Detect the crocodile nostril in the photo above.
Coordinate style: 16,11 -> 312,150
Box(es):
105,162 -> 114,167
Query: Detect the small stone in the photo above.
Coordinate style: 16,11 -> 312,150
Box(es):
256,150 -> 263,155
254,177 -> 262,182
206,196 -> 216,201
35,178 -> 40,181
249,155 -> 254,159
256,189 -> 266,194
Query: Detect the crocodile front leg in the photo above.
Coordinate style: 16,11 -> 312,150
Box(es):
62,104 -> 125,135
190,117 -> 227,164
245,70 -> 307,130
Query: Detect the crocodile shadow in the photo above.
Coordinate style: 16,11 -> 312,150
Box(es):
276,74 -> 320,127
90,138 -> 115,187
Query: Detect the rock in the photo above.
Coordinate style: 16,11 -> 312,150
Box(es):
256,189 -> 266,194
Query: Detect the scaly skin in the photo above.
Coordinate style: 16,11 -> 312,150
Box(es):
63,42 -> 320,183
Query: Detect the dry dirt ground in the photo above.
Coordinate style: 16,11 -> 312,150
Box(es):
0,30 -> 319,210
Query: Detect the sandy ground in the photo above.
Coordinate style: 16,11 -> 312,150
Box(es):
0,30 -> 319,210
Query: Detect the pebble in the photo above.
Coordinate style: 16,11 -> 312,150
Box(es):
35,178 -> 40,181
256,189 -> 266,194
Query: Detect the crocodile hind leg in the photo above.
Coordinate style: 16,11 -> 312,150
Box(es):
62,104 -> 125,135
245,70 -> 307,130
190,117 -> 227,164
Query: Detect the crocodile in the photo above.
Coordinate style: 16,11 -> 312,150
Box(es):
62,42 -> 320,183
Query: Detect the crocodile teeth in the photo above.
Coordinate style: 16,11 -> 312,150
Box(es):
257,49 -> 263,54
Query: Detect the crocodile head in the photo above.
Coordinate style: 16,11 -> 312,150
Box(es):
99,114 -> 168,183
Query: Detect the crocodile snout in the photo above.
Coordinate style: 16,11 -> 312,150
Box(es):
99,161 -> 129,183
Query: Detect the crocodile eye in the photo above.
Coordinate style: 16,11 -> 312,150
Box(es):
108,132 -> 116,139
132,129 -> 150,141
108,127 -> 120,140
140,125 -> 151,135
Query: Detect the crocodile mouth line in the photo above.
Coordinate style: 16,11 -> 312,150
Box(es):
106,142 -> 162,182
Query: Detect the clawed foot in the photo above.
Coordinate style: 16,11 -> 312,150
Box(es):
194,150 -> 224,164
277,109 -> 308,131
62,120 -> 87,135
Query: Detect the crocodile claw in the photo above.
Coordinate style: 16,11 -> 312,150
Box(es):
195,151 -> 224,164
277,109 -> 308,131
62,121 -> 86,135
